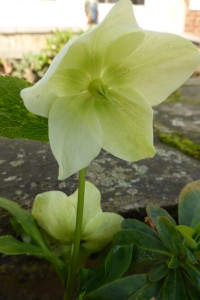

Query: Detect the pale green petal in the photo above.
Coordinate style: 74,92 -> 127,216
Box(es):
49,94 -> 102,179
20,0 -> 143,117
20,38 -> 76,117
43,0 -> 142,77
68,181 -> 102,229
103,32 -> 144,68
97,0 -> 140,38
32,191 -> 76,243
92,0 -> 142,64
94,87 -> 155,162
103,31 -> 200,106
55,38 -> 101,78
52,69 -> 90,96
88,0 -> 142,72
82,212 -> 123,252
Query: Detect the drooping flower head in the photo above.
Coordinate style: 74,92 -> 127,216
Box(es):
21,0 -> 200,179
32,181 -> 123,253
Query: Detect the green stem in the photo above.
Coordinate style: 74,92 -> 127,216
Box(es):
64,168 -> 87,300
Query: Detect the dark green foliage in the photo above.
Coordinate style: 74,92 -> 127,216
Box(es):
114,224 -> 169,254
80,180 -> 200,299
0,75 -> 48,141
146,204 -> 176,228
1,175 -> 200,299
0,235 -> 48,258
0,197 -> 47,249
78,244 -> 133,296
157,217 -> 181,256
0,196 -> 66,285
149,262 -> 168,282
159,269 -> 188,300
104,244 -> 133,282
183,273 -> 200,300
83,274 -> 160,300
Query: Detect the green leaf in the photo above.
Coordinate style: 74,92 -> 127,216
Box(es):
132,247 -> 170,266
149,262 -> 168,282
9,215 -> 32,244
183,262 -> 200,287
176,225 -> 197,250
176,225 -> 194,238
119,219 -> 171,267
114,228 -> 171,271
168,255 -> 180,269
0,196 -> 47,250
183,272 -> 200,300
157,217 -> 181,255
146,204 -> 176,228
78,245 -> 133,296
78,267 -> 105,296
184,247 -> 197,264
84,274 -> 160,300
105,244 -> 133,282
0,75 -> 48,141
160,269 -> 188,300
114,228 -> 169,253
121,219 -> 160,240
130,280 -> 160,299
193,223 -> 200,239
178,180 -> 200,228
0,235 -> 48,257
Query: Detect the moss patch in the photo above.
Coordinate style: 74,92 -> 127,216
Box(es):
157,132 -> 200,160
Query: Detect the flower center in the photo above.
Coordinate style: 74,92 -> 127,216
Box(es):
88,79 -> 108,98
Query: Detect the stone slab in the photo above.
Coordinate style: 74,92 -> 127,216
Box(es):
0,136 -> 199,223
154,77 -> 200,144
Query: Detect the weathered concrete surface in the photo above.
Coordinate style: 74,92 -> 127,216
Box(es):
0,77 -> 200,299
154,77 -> 200,145
0,136 -> 199,222
180,77 -> 200,101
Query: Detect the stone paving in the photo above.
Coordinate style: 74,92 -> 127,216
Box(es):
154,77 -> 200,144
1,136 -> 200,221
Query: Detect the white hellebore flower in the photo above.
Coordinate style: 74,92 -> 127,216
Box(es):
32,181 -> 123,252
21,0 -> 200,179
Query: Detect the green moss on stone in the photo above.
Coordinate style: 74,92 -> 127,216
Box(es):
158,132 -> 200,160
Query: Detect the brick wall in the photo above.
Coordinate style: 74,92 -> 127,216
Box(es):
184,0 -> 200,37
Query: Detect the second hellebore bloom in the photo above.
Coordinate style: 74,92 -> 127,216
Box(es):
21,0 -> 200,179
32,181 -> 123,253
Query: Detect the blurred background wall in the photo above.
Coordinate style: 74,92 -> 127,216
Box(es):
0,0 -> 199,58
